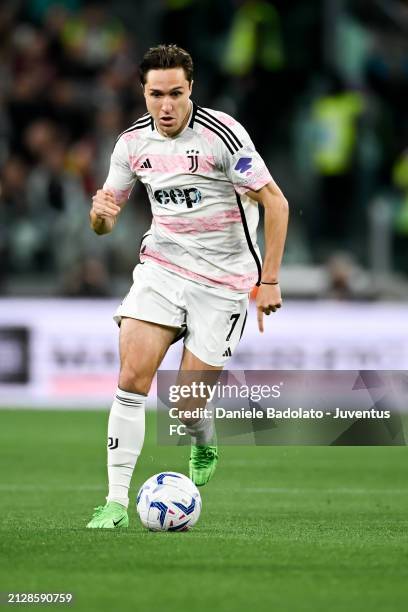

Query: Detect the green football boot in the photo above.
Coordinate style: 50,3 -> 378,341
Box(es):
86,501 -> 129,529
189,445 -> 218,486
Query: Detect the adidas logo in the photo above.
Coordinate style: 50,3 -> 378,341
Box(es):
223,347 -> 232,357
140,158 -> 152,169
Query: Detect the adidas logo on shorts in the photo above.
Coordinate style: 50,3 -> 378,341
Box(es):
223,347 -> 232,357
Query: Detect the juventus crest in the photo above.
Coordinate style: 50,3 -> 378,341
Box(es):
187,149 -> 199,173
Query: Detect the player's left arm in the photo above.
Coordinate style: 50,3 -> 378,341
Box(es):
216,112 -> 288,331
247,180 -> 289,333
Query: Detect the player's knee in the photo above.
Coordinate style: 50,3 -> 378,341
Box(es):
119,365 -> 152,395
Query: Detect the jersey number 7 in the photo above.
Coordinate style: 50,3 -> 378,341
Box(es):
226,313 -> 240,341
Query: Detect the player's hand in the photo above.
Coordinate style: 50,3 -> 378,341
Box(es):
256,283 -> 282,333
91,189 -> 121,219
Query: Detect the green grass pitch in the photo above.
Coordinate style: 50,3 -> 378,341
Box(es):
1,409 -> 407,612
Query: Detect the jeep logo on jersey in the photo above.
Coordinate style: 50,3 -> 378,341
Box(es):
154,188 -> 202,208
187,149 -> 199,173
234,157 -> 252,174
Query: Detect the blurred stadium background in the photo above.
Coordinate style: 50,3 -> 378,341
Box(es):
1,0 -> 408,407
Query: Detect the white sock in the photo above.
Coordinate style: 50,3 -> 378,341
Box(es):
185,406 -> 215,445
107,387 -> 145,508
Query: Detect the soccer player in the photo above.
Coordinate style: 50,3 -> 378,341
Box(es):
87,44 -> 288,528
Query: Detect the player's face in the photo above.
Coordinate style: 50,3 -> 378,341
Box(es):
143,68 -> 193,137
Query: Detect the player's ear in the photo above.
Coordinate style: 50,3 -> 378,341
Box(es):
189,79 -> 193,94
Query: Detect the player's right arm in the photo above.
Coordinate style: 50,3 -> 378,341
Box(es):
90,189 -> 122,235
90,135 -> 136,235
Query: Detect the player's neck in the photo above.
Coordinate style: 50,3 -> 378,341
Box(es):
156,101 -> 192,139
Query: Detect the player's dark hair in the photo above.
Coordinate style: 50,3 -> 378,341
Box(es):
139,44 -> 194,86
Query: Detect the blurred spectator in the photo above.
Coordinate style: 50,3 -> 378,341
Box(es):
0,156 -> 37,276
322,252 -> 373,300
220,0 -> 286,150
222,0 -> 284,77
26,0 -> 81,25
61,256 -> 111,296
301,72 -> 365,259
392,149 -> 408,274
59,3 -> 126,76
25,139 -> 89,271
23,119 -> 61,161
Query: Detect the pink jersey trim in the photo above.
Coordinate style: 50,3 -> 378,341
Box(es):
234,168 -> 272,195
122,131 -> 142,142
153,208 -> 241,234
130,153 -> 215,174
141,247 -> 257,292
212,111 -> 238,127
103,184 -> 132,202
199,126 -> 217,145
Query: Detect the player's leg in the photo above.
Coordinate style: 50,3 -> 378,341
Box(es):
178,347 -> 221,486
178,346 -> 222,445
110,317 -> 178,496
87,318 -> 178,528
88,261 -> 186,528
179,282 -> 249,486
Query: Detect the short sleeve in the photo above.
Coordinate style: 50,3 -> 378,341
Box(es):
103,136 -> 137,203
220,122 -> 272,195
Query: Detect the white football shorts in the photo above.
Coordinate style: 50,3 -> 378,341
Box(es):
114,261 -> 249,367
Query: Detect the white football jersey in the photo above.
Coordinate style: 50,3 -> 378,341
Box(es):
104,102 -> 272,293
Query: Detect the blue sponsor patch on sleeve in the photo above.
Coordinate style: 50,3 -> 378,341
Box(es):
234,157 -> 253,173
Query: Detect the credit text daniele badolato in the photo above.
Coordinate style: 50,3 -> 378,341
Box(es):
167,407 -> 391,420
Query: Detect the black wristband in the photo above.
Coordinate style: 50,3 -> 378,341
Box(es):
261,281 -> 279,285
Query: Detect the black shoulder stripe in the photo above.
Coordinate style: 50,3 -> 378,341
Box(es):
196,110 -> 242,153
126,115 -> 152,128
131,117 -> 151,127
129,113 -> 150,127
123,117 -> 152,131
235,193 -> 262,286
194,117 -> 237,155
196,108 -> 242,149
